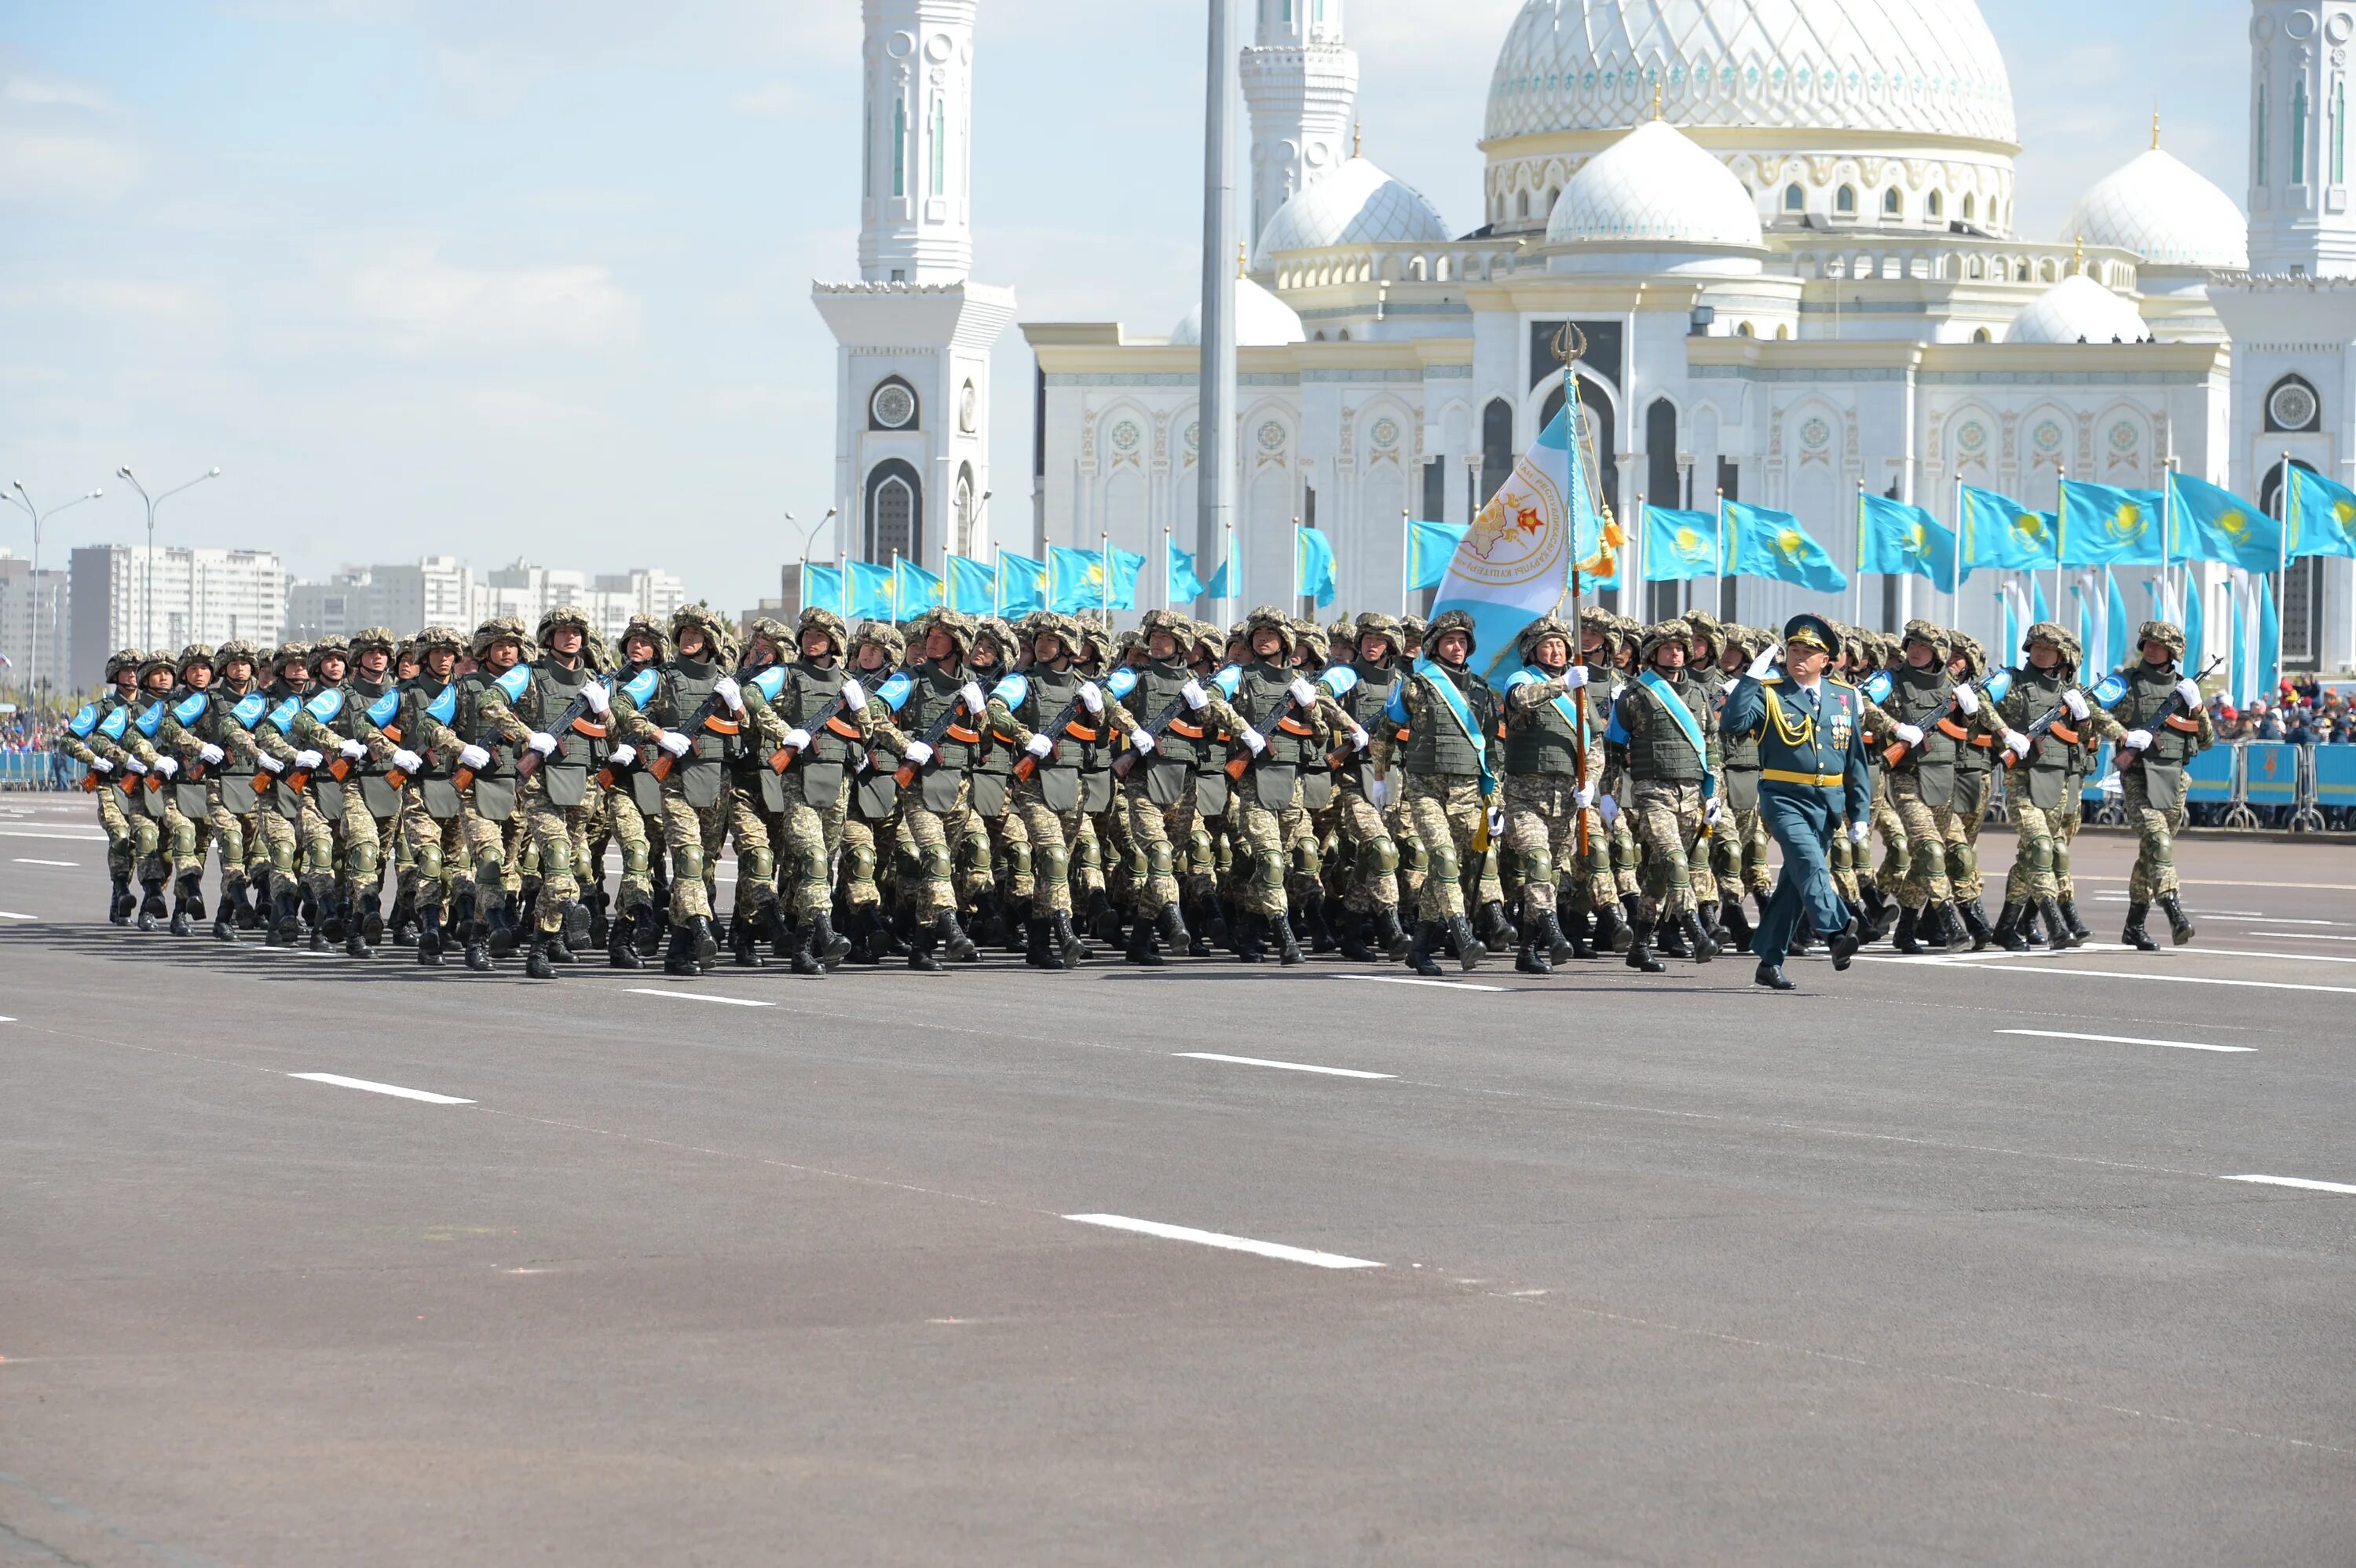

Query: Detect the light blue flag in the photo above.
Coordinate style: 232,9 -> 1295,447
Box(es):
1431,399 -> 1607,679
1859,493 -> 1959,589
2183,571 -> 2204,674
2105,568 -> 2129,671
1642,505 -> 1719,582
2060,480 -> 2166,568
1048,545 -> 1107,613
1407,520 -> 1469,592
997,550 -> 1046,616
848,560 -> 896,620
799,563 -> 847,617
2001,583 -> 2021,661
2255,574 -> 2280,705
948,554 -> 996,615
1296,527 -> 1339,607
1166,538 -> 1208,603
2074,587 -> 2095,678
1203,555 -> 1231,599
2285,465 -> 2356,560
1104,546 -> 1145,610
2030,575 -> 2051,627
1725,499 -> 1848,594
2169,472 -> 2282,575
1960,484 -> 2062,574
894,557 -> 946,615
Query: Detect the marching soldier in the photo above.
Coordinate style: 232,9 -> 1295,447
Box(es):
600,615 -> 671,967
1876,620 -> 1975,954
54,649 -> 145,923
1114,608 -> 1245,965
335,628 -> 408,954
1498,614 -> 1595,976
1224,607 -> 1330,965
622,605 -> 753,975
1327,612 -> 1412,962
2107,619 -> 2213,949
966,617 -> 1030,948
1370,607 -> 1493,977
439,619 -> 534,970
385,626 -> 469,967
765,605 -> 878,974
1605,620 -> 1720,971
892,608 -> 992,969
1980,621 -> 2120,951
1944,632 -> 1999,948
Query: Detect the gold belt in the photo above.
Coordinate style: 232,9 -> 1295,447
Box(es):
1760,767 -> 1843,788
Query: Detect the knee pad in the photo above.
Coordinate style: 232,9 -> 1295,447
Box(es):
1403,837 -> 1430,876
2148,829 -> 2173,866
1037,843 -> 1069,885
1524,847 -> 1555,892
741,846 -> 774,883
2024,835 -> 2053,875
1145,839 -> 1176,877
675,844 -> 706,883
1008,842 -> 1033,880
1187,826 -> 1214,864
474,853 -> 503,887
350,841 -> 380,878
1361,835 -> 1401,879
1428,846 -> 1460,886
416,846 -> 443,881
921,844 -> 955,883
620,839 -> 649,877
1073,835 -> 1102,875
844,842 -> 876,884
1947,842 -> 1974,881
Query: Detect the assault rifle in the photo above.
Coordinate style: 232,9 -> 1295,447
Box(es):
514,671 -> 609,783
1996,669 -> 2132,770
764,668 -> 905,775
452,666 -> 534,791
2112,654 -> 2227,771
1110,664 -> 1239,780
649,656 -> 755,783
382,682 -> 458,790
1880,665 -> 2014,769
1224,665 -> 1357,780
893,671 -> 990,788
1011,669 -> 1137,784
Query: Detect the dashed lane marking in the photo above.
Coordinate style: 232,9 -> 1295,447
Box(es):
1174,1052 -> 1396,1080
1959,967 -> 2356,997
11,858 -> 78,867
2248,931 -> 2356,943
1063,1213 -> 1382,1270
288,1073 -> 474,1105
0,911 -> 38,921
621,987 -> 774,1007
0,829 -> 108,841
2222,1175 -> 2356,1197
1334,972 -> 1511,992
1998,1029 -> 2252,1054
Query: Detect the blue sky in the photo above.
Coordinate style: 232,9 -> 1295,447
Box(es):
1,0 -> 2247,609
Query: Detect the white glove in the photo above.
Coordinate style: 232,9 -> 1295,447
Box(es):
528,732 -> 558,756
1599,793 -> 1620,827
337,737 -> 367,762
1575,784 -> 1596,810
255,754 -> 280,773
1024,732 -> 1055,759
1487,802 -> 1505,837
2063,689 -> 2089,720
1704,796 -> 1724,827
2122,729 -> 2153,752
1239,726 -> 1267,755
92,756 -> 114,774
155,755 -> 178,778
605,744 -> 635,769
712,675 -> 741,711
903,739 -> 934,766
2174,678 -> 2202,708
581,680 -> 609,714
839,678 -> 866,711
294,748 -> 324,770
1746,645 -> 1779,680
1180,678 -> 1208,711
390,748 -> 423,774
2003,729 -> 2032,761
1078,681 -> 1103,714
960,682 -> 986,713
198,743 -> 225,766
1348,722 -> 1370,753
1368,774 -> 1392,807
1952,684 -> 1980,716
1129,729 -> 1156,755
1288,677 -> 1315,707
125,756 -> 148,774
1849,821 -> 1871,846
1893,722 -> 1925,747
1559,665 -> 1590,690
657,729 -> 693,758
782,727 -> 811,751
457,744 -> 490,771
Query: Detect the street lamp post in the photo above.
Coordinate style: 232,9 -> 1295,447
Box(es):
6,481 -> 104,707
792,506 -> 839,612
115,465 -> 221,649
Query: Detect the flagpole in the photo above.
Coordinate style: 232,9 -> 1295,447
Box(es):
1099,531 -> 1110,623
2275,451 -> 2289,703
2054,466 -> 2067,649
1224,519 -> 1236,626
1634,491 -> 1645,620
993,545 -> 1004,617
1399,508 -> 1411,618
1162,525 -> 1173,612
1714,486 -> 1725,623
1291,514 -> 1302,619
2162,454 -> 2175,624
1853,478 -> 1864,627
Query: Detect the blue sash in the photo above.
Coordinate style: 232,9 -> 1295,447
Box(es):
134,699 -> 165,737
1211,664 -> 1242,699
492,665 -> 532,701
1407,656 -> 1494,797
1863,671 -> 1893,704
423,684 -> 457,726
987,672 -> 1028,707
364,688 -> 401,727
263,696 -> 302,734
305,688 -> 345,723
1635,670 -> 1712,799
173,691 -> 210,726
873,671 -> 916,711
1104,667 -> 1140,701
748,667 -> 788,703
1505,665 -> 1586,742
99,706 -> 130,741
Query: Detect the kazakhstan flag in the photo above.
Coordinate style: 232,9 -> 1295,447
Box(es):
1048,545 -> 1107,613
1859,493 -> 1958,589
1959,484 -> 2060,575
1641,505 -> 1720,582
799,562 -> 847,617
2168,472 -> 2281,575
894,557 -> 946,613
1166,537 -> 1208,603
2286,464 -> 2356,560
1103,546 -> 1146,610
1725,499 -> 1847,594
997,550 -> 1047,616
1296,526 -> 1339,607
2059,480 -> 2165,568
947,554 -> 996,615
848,560 -> 896,620
1407,519 -> 1468,592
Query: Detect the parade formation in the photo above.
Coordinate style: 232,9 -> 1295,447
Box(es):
47,599 -> 2217,992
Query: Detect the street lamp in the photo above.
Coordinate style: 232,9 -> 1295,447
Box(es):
5,481 -> 104,705
115,464 -> 221,649
791,506 -> 839,609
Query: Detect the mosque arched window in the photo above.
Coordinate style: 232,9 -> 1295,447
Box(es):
1783,183 -> 1804,213
1736,321 -> 1754,338
1480,398 -> 1514,501
1961,192 -> 1975,223
1882,186 -> 1901,217
1926,189 -> 1943,220
1774,324 -> 1790,340
929,96 -> 946,196
1972,327 -> 1992,343
1835,184 -> 1857,216
1516,191 -> 1530,219
891,95 -> 908,197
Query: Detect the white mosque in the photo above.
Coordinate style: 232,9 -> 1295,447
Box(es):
818,0 -> 2354,675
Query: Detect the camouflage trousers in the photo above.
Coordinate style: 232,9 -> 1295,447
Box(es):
1870,779 -> 1911,895
1403,771 -> 1483,922
1122,784 -> 1203,915
840,810 -> 892,911
900,785 -> 985,920
515,794 -> 593,934
455,803 -> 512,916
2120,766 -> 2185,903
1329,788 -> 1399,912
1068,811 -> 1107,906
1712,781 -> 1773,897
1951,767 -> 1992,901
1829,821 -> 1861,905
604,788 -> 655,913
776,792 -> 846,921
1012,781 -> 1085,916
399,801 -> 465,915
2058,789 -> 2085,901
722,788 -> 783,919
659,794 -> 726,923
1233,777 -> 1297,919
1627,779 -> 1705,922
982,800 -> 1033,904
1500,773 -> 1584,919
338,783 -> 397,897
207,799 -> 265,897
2003,800 -> 2067,905
1882,773 -> 1958,909
1609,810 -> 1642,899
152,795 -> 210,883
95,782 -> 137,878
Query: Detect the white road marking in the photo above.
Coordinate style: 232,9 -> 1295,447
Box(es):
288,1073 -> 474,1105
0,911 -> 38,921
1998,1029 -> 2252,1054
1174,1051 -> 1396,1080
2175,946 -> 2356,965
2188,915 -> 2352,927
0,1016 -> 14,1023
1335,972 -> 1511,992
1855,944 -> 2130,966
1968,967 -> 2356,997
622,987 -> 773,1007
1063,1213 -> 1381,1270
2248,931 -> 2356,942
2222,1175 -> 2356,1197
11,857 -> 78,867
2072,875 -> 2356,891
0,829 -> 108,841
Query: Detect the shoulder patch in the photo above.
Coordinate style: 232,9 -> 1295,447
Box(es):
99,707 -> 130,740
135,700 -> 165,736
364,688 -> 401,726
874,671 -> 915,711
1318,665 -> 1360,698
1103,668 -> 1140,700
68,703 -> 100,737
1210,665 -> 1242,699
174,691 -> 210,726
620,667 -> 659,705
264,696 -> 302,733
988,672 -> 1028,707
305,689 -> 345,722
424,684 -> 458,725
229,693 -> 269,727
1863,671 -> 1893,704
2088,672 -> 2129,707
492,665 -> 532,701
748,666 -> 788,702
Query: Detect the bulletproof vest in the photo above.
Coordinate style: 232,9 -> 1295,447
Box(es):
781,660 -> 854,766
199,685 -> 260,777
453,671 -> 519,777
1343,659 -> 1401,727
525,660 -> 600,772
970,661 -> 1015,775
1504,670 -> 1585,777
1403,661 -> 1491,777
853,660 -> 902,773
401,676 -> 455,777
1885,663 -> 1959,769
2116,663 -> 2198,766
908,662 -> 979,771
2010,668 -> 2074,773
1624,675 -> 1708,785
1125,660 -> 1212,766
1694,667 -> 1729,769
662,658 -> 726,764
1024,664 -> 1096,770
1233,662 -> 1320,768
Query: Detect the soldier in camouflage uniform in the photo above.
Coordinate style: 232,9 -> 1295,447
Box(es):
1370,606 -> 1493,977
1681,610 -> 1731,945
382,627 -> 466,966
966,617 -> 1030,948
137,644 -> 225,937
114,650 -> 185,930
2106,620 -> 2214,950
53,649 -> 145,922
199,641 -> 275,937
621,605 -> 751,974
598,616 -> 670,966
889,608 -> 992,969
331,628 -> 407,954
1498,614 -> 1598,976
434,619 -> 536,970
1325,612 -> 1413,962
1978,621 -> 2120,951
1605,620 -> 1720,971
1944,631 -> 1999,947
1215,607 -> 1330,964
1876,619 -> 1975,954
836,618 -> 918,966
1568,608 -> 1628,955
1113,608 -> 1246,965
765,605 -> 891,974
1710,623 -> 1776,951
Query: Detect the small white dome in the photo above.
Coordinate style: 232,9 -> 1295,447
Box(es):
1546,119 -> 1763,250
1169,276 -> 1307,348
2007,272 -> 2149,344
2060,147 -> 2248,271
1255,156 -> 1453,262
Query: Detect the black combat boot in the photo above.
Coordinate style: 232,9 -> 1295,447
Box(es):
1934,900 -> 1973,954
556,900 -> 589,962
1446,912 -> 1487,972
1085,886 -> 1121,944
271,886 -> 302,947
2158,892 -> 2195,946
1336,910 -> 1376,963
870,906 -> 911,959
236,883 -> 265,930
682,915 -> 715,972
1993,901 -> 2029,952
415,907 -> 444,967
1892,906 -> 1926,956
840,907 -> 880,967
1370,905 -> 1411,959
344,895 -> 375,959
2060,897 -> 2093,944
305,891 -> 332,952
1303,890 -> 1339,952
108,872 -> 134,925
1231,912 -> 1265,963
1716,897 -> 1754,953
318,890 -> 346,943
1023,917 -> 1057,970
170,871 -> 201,935
1754,959 -> 1796,990
2036,897 -> 2074,952
786,919 -> 824,976
810,908 -> 851,967
584,889 -> 610,949
135,876 -> 166,932
1476,899 -> 1515,951
1003,895 -> 1033,952
1405,919 -> 1446,978
968,890 -> 1005,948
730,917 -> 766,968
1959,899 -> 1994,951
1696,901 -> 1722,948
1275,909 -> 1304,967
1624,920 -> 1665,974
525,930 -> 559,980
2121,902 -> 2161,952
1515,922 -> 1553,976
1153,898 -> 1187,953
637,904 -> 668,959
906,921 -> 942,971
1564,905 -> 1598,960
1125,916 -> 1165,966
485,900 -> 521,959
608,908 -> 643,969
663,920 -> 701,976
1655,914 -> 1690,958
1679,908 -> 1718,963
1590,899 -> 1622,954
211,886 -> 241,943
463,915 -> 494,972
935,909 -> 979,963
1535,907 -> 1575,964
1044,909 -> 1081,970
386,886 -> 415,945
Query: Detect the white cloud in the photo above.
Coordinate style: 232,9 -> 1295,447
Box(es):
0,128 -> 141,202
348,246 -> 642,353
4,75 -> 116,112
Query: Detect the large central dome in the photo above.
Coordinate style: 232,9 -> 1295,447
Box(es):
1485,0 -> 2018,147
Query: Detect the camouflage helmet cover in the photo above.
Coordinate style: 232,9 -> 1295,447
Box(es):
415,624 -> 466,655
1515,614 -> 1576,661
536,603 -> 593,646
2135,620 -> 2187,656
350,626 -> 398,656
176,642 -> 216,672
1243,605 -> 1298,658
1425,607 -> 1478,656
851,618 -> 906,660
1639,619 -> 1692,662
1901,618 -> 1950,659
470,616 -> 528,658
791,605 -> 846,654
106,646 -> 143,679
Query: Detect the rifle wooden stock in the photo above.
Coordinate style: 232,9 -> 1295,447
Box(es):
893,694 -> 979,788
2115,654 -> 2226,771
1881,671 -> 2002,769
1111,690 -> 1195,779
1012,693 -> 1092,784
649,660 -> 755,781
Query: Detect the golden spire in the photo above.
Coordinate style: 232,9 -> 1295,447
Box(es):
1652,79 -> 1663,121
1236,239 -> 1248,280
2151,108 -> 2161,150
1352,120 -> 1362,158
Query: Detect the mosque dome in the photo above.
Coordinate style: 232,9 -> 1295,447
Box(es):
2007,273 -> 2149,345
1169,276 -> 1308,347
1255,155 -> 1453,264
1546,119 -> 1764,249
2060,146 -> 2248,271
1484,0 -> 2018,147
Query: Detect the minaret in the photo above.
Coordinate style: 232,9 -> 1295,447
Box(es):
1239,0 -> 1359,250
814,0 -> 1014,569
2247,0 -> 2356,275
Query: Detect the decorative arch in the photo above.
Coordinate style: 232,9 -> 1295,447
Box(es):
864,458 -> 924,563
953,462 -> 977,557
2264,371 -> 2322,433
866,374 -> 920,432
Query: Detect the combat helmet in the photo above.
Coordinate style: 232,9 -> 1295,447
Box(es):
350,626 -> 397,659
137,648 -> 178,682
267,640 -> 314,676
1900,618 -> 1951,660
617,613 -> 670,664
1425,607 -> 1479,659
1638,619 -> 1692,664
1351,611 -> 1403,664
1515,614 -> 1576,665
1949,632 -> 1988,676
415,625 -> 466,657
1019,610 -> 1084,660
176,643 -> 216,675
971,616 -> 1020,667
745,616 -> 793,661
1683,609 -> 1725,657
1243,605 -> 1298,660
851,618 -> 906,664
910,606 -> 978,656
1137,607 -> 1193,652
470,616 -> 529,660
535,603 -> 594,649
2135,620 -> 2187,658
214,638 -> 262,674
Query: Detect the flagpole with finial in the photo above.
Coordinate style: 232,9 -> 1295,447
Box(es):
1853,477 -> 1866,627
1399,507 -> 1411,619
1291,514 -> 1302,618
1099,530 -> 1110,623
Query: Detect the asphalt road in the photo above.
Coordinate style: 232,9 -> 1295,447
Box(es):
3,789 -> 2353,1566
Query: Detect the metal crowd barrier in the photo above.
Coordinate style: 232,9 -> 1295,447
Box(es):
0,753 -> 79,791
2038,740 -> 2350,834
